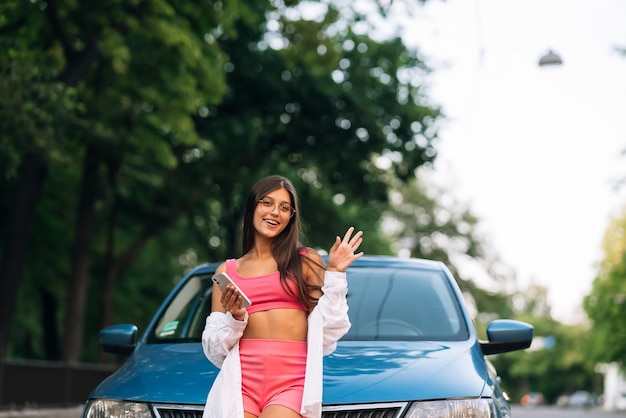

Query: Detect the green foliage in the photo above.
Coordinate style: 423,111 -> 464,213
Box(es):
583,207 -> 626,369
0,0 -> 267,360
491,314 -> 600,404
0,43 -> 84,180
5,158 -> 80,359
584,258 -> 626,368
187,3 -> 442,257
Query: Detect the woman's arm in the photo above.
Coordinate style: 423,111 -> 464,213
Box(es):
317,270 -> 351,354
202,261 -> 248,368
305,227 -> 363,353
201,310 -> 248,368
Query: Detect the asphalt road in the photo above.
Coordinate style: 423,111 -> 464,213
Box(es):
0,405 -> 83,418
512,406 -> 626,417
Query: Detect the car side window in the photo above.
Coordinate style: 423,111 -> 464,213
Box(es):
149,274 -> 213,343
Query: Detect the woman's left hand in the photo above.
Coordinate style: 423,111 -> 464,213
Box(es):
327,226 -> 364,272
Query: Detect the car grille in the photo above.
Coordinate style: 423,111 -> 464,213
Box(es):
153,402 -> 408,418
153,405 -> 204,418
323,402 -> 408,418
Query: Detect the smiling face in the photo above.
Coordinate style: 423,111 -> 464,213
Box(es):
241,175 -> 301,256
253,187 -> 293,240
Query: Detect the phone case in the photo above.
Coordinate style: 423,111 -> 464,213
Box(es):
211,272 -> 252,307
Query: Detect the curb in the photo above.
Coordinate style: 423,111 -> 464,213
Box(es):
0,406 -> 83,418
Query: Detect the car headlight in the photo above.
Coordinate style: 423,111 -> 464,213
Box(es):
82,400 -> 152,418
404,398 -> 497,418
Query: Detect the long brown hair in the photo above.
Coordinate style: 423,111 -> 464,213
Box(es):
241,175 -> 320,308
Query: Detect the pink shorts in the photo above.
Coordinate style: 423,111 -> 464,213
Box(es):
239,338 -> 307,416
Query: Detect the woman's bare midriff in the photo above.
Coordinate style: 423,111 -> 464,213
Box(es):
242,309 -> 309,341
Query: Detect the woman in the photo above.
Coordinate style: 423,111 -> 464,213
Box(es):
202,175 -> 363,418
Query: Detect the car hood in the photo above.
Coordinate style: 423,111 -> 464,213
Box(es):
323,340 -> 490,404
90,340 -> 490,404
91,343 -> 218,403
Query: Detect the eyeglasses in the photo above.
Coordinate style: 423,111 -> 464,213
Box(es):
258,197 -> 296,217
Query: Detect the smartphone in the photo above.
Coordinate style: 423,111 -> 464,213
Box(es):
211,272 -> 252,307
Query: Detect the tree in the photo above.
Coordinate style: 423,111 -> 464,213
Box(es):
190,1 -> 442,248
0,42 -> 84,359
492,314 -> 599,404
584,206 -> 626,369
0,0 -> 255,360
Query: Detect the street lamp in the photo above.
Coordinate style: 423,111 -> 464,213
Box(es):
538,49 -> 563,66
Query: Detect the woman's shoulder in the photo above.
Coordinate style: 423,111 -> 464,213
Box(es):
299,246 -> 318,257
298,247 -> 325,288
213,261 -> 227,274
299,247 -> 325,265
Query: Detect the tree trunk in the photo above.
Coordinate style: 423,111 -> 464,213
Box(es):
99,230 -> 156,333
62,145 -> 100,363
96,226 -> 158,363
0,152 -> 48,359
96,176 -> 119,363
41,288 -> 61,360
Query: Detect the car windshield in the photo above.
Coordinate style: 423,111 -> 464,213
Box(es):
147,265 -> 469,343
342,266 -> 468,341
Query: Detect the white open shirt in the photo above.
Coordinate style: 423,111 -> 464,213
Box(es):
201,271 -> 351,418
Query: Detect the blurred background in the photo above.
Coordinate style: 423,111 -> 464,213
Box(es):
1,0 -> 625,411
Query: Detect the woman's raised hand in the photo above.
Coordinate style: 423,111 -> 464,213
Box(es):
327,227 -> 364,272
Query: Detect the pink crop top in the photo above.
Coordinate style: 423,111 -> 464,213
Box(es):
225,259 -> 307,314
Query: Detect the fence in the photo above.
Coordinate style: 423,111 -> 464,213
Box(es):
0,359 -> 117,409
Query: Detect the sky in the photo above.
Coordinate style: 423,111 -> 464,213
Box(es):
391,0 -> 626,323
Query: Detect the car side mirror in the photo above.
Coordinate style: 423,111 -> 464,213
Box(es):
480,319 -> 533,355
99,324 -> 138,355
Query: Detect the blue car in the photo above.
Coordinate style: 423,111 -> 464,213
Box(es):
83,256 -> 533,418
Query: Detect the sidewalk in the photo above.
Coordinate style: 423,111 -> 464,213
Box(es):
0,405 -> 83,418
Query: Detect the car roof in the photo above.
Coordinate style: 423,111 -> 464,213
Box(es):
190,254 -> 445,275
348,255 -> 444,270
